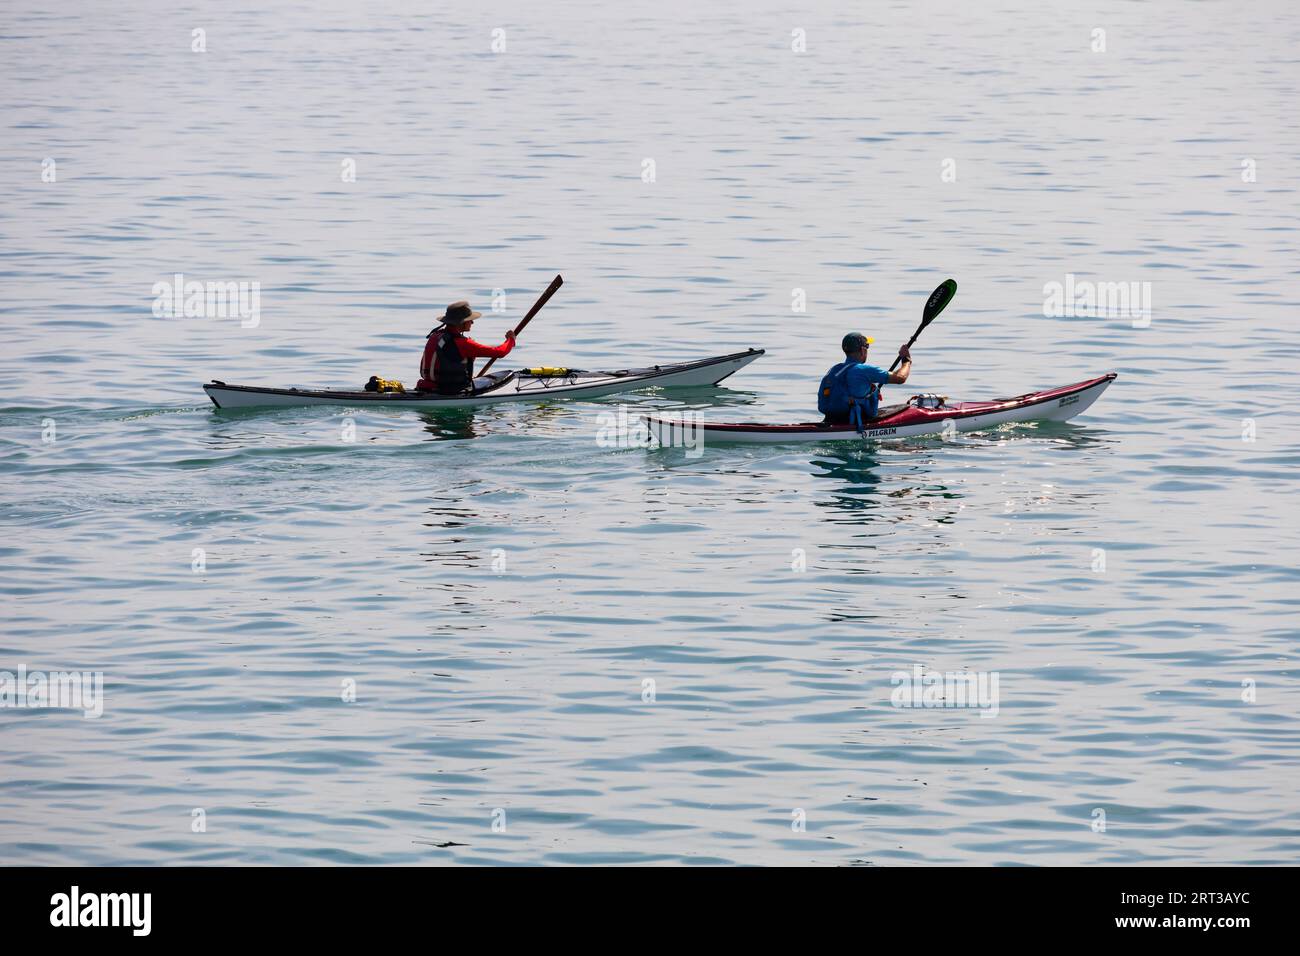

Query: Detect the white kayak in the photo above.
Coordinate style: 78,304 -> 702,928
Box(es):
644,373 -> 1116,445
204,348 -> 763,409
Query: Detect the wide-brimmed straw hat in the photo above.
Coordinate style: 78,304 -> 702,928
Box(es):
442,301 -> 482,326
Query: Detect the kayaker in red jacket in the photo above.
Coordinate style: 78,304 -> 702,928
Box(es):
417,300 -> 516,394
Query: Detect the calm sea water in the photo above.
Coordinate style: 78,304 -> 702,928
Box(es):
2,1 -> 1298,865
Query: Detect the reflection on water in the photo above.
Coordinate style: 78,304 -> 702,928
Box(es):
639,385 -> 764,414
809,446 -> 889,514
418,407 -> 483,442
405,384 -> 767,443
808,445 -> 965,527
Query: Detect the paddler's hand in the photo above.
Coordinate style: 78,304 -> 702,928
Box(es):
505,330 -> 517,341
897,344 -> 911,362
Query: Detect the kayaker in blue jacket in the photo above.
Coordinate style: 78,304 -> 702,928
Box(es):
818,333 -> 912,428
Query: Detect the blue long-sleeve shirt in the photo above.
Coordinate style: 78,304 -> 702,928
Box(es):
843,362 -> 892,417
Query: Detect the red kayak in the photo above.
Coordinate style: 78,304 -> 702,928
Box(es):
645,373 -> 1116,445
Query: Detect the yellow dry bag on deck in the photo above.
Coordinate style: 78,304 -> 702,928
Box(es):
364,376 -> 405,393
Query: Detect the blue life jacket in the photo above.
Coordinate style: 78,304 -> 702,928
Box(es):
817,361 -> 853,416
818,361 -> 882,429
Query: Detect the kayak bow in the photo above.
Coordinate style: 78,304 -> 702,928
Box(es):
204,348 -> 763,409
644,372 -> 1116,445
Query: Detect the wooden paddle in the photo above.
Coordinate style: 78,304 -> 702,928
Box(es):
891,278 -> 957,371
479,274 -> 564,376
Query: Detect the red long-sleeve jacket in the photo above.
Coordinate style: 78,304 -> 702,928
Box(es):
417,330 -> 514,391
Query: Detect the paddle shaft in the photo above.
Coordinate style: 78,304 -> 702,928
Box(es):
479,274 -> 564,376
889,323 -> 925,372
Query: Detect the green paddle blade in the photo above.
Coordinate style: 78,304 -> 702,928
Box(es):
922,278 -> 957,327
890,278 -> 957,371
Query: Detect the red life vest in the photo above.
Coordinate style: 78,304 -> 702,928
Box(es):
418,330 -> 472,394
